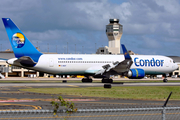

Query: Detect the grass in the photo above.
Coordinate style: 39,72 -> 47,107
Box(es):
20,86 -> 180,100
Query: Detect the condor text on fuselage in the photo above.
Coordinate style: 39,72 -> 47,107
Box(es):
134,57 -> 164,67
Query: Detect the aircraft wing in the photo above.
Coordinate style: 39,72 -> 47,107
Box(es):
110,44 -> 133,73
95,44 -> 133,76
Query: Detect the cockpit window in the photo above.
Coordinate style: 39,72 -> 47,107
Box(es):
173,61 -> 175,63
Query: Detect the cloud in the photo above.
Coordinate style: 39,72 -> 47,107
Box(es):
0,0 -> 180,56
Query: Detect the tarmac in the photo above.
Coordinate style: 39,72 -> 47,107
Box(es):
0,76 -> 179,113
2,76 -> 180,81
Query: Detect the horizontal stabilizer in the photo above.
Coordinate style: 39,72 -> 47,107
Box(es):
7,56 -> 36,67
17,56 -> 37,67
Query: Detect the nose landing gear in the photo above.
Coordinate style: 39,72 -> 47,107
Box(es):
163,78 -> 168,82
163,74 -> 168,82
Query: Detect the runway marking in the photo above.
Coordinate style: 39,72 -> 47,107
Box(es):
65,99 -> 97,101
0,103 -> 42,111
0,100 -> 36,102
73,101 -> 168,105
73,101 -> 144,104
0,98 -> 18,100
0,98 -> 98,102
1,112 -> 180,119
0,97 -> 10,99
42,98 -> 98,102
0,88 -> 10,90
0,91 -> 24,93
12,86 -> 32,88
67,85 -> 79,87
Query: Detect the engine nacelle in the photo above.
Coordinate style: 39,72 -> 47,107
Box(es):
127,68 -> 145,79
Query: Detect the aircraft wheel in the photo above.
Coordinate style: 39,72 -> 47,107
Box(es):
102,78 -> 107,83
62,80 -> 67,83
163,78 -> 168,83
82,78 -> 93,83
82,78 -> 86,83
109,79 -> 113,83
88,79 -> 93,83
102,78 -> 113,83
104,84 -> 111,88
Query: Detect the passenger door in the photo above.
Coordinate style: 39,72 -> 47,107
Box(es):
49,58 -> 54,67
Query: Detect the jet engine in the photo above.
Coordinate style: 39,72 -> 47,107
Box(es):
127,68 -> 145,79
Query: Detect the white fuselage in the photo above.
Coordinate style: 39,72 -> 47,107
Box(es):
20,54 -> 178,75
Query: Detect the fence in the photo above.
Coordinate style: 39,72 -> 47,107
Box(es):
0,106 -> 180,120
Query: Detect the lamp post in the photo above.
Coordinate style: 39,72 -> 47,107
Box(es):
67,42 -> 68,54
95,43 -> 96,53
75,44 -> 76,54
47,43 -> 49,53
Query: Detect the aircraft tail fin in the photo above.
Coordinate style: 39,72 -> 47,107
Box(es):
2,18 -> 42,62
121,44 -> 131,60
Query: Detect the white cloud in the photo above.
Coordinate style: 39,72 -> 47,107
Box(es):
0,0 -> 180,55
156,0 -> 180,14
25,30 -> 65,41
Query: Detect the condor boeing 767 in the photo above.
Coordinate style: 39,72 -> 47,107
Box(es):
2,18 -> 178,83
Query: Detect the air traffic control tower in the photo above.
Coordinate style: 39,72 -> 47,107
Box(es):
106,19 -> 123,54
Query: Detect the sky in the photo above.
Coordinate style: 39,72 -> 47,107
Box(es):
0,0 -> 180,56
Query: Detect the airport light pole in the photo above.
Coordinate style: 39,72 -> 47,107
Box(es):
75,44 -> 76,54
47,43 -> 49,53
67,42 -> 68,54
95,43 -> 96,53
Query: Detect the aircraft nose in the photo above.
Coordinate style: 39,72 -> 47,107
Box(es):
175,64 -> 179,70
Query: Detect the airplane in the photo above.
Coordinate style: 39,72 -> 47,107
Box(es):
2,18 -> 178,83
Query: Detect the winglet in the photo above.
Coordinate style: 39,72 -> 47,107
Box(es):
121,44 -> 131,59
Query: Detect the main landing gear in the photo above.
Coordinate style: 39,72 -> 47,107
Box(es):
163,75 -> 168,83
101,78 -> 113,83
163,78 -> 168,82
81,77 -> 93,83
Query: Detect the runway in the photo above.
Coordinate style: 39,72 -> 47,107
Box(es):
0,78 -> 180,119
0,80 -> 180,110
1,82 -> 180,87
